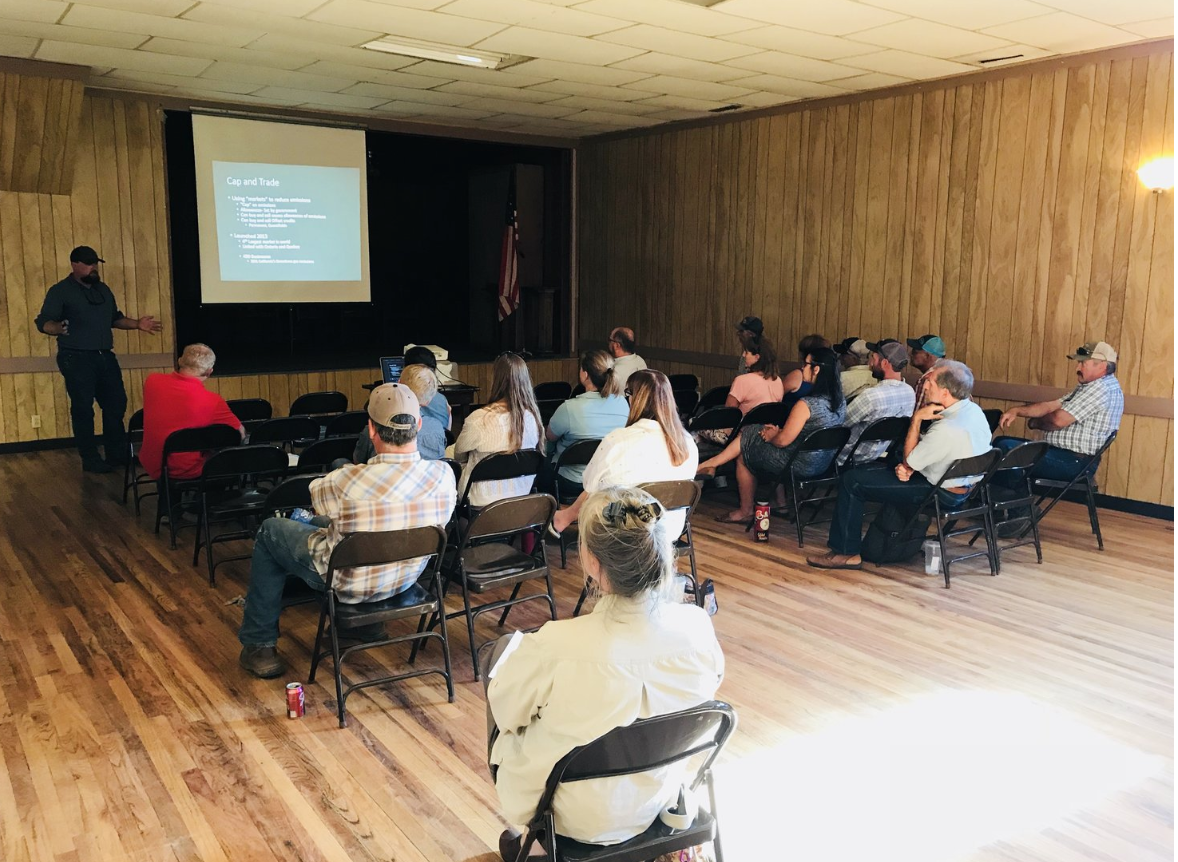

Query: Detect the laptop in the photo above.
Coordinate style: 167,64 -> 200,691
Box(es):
379,355 -> 405,384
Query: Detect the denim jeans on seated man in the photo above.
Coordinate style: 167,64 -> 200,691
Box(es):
238,517 -> 328,648
827,465 -> 972,557
992,436 -> 1095,485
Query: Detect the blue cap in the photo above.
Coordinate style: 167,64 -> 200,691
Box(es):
907,334 -> 946,358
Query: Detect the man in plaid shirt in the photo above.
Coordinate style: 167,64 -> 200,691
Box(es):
993,340 -> 1124,481
239,383 -> 456,679
838,341 -> 916,466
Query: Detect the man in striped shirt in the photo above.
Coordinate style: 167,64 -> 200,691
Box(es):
239,383 -> 456,679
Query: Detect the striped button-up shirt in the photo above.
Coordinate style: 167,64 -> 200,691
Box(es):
838,379 -> 916,465
1045,374 -> 1123,456
307,452 -> 457,603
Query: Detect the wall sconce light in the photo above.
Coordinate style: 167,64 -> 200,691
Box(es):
1137,156 -> 1174,193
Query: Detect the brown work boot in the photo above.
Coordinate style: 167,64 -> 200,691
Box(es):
239,645 -> 286,679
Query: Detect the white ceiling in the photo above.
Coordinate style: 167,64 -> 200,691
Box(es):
0,0 -> 1171,139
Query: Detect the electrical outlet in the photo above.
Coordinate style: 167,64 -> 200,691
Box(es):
31,415 -> 41,428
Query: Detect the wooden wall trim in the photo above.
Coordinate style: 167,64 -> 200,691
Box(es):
584,38 -> 1175,145
0,353 -> 173,373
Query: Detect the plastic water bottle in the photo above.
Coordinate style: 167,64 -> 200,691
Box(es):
922,539 -> 942,575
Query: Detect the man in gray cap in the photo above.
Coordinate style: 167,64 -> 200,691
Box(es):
238,383 -> 456,678
837,341 -> 916,466
35,245 -> 163,474
834,337 -> 876,400
994,341 -> 1124,482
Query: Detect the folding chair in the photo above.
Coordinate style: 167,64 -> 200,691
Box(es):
668,373 -> 700,393
878,449 -> 1002,588
983,408 -> 1002,435
430,493 -> 557,680
122,408 -> 156,515
674,389 -> 700,421
538,399 -> 565,426
323,410 -> 369,438
227,398 -> 273,436
694,386 -> 729,417
308,525 -> 452,727
573,479 -> 704,616
263,475 -> 328,609
552,439 -> 603,568
974,441 -> 1048,572
512,701 -> 737,862
687,406 -> 741,436
192,445 -> 289,585
725,401 -> 790,446
289,390 -> 347,417
248,416 -> 321,452
297,436 -> 355,472
155,424 -> 243,550
451,450 -> 545,542
840,416 -> 910,468
780,426 -> 853,547
534,381 -> 573,402
1025,431 -> 1117,551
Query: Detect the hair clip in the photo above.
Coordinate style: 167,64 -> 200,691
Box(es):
601,499 -> 663,527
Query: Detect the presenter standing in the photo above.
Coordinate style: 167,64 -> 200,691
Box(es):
35,245 -> 163,474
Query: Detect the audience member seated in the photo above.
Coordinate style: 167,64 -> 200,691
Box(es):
807,360 -> 990,570
696,333 -> 785,446
835,337 -> 876,400
608,325 -> 647,385
487,485 -> 724,857
994,341 -> 1124,483
781,333 -> 830,405
404,345 -> 453,431
699,347 -> 846,524
541,349 -> 629,498
139,343 -> 243,481
454,352 -> 543,507
906,333 -> 947,407
354,364 -> 446,463
735,315 -> 764,372
838,341 -> 916,466
237,384 -> 457,678
551,370 -> 698,540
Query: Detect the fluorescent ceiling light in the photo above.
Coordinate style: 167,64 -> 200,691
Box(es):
361,36 -> 531,70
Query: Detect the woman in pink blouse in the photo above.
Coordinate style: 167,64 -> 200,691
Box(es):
697,334 -> 784,445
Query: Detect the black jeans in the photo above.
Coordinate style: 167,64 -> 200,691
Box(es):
56,349 -> 127,464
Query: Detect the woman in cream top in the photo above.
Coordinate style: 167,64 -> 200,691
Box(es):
487,485 -> 724,845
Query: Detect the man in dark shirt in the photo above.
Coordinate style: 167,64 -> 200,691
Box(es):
35,245 -> 163,473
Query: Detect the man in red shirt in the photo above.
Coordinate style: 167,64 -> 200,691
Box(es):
140,344 -> 243,480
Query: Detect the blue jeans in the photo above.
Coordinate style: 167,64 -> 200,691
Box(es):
827,463 -> 970,556
992,436 -> 1094,485
238,517 -> 326,648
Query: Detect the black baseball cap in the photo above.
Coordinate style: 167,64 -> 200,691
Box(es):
735,316 -> 763,335
864,338 -> 899,351
404,345 -> 437,369
70,246 -> 104,265
833,337 -> 860,355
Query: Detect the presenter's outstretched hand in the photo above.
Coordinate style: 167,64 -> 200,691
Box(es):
137,315 -> 163,334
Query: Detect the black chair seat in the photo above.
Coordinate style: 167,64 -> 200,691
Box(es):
206,487 -> 271,513
555,810 -> 716,862
333,582 -> 438,625
281,578 -> 321,608
461,543 -> 544,586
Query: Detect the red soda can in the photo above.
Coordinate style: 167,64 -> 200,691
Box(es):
754,501 -> 770,542
286,682 -> 305,718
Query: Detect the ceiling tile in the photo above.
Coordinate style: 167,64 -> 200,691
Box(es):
718,25 -> 880,60
431,0 -> 629,37
827,71 -> 910,90
306,0 -> 505,46
183,3 -> 384,45
504,58 -> 649,86
194,0 -> 343,13
341,81 -> 473,104
35,39 -> 214,74
714,0 -> 906,35
634,93 -> 735,111
251,86 -> 390,109
79,0 -> 193,15
838,49 -> 976,78
596,24 -> 761,63
609,52 -> 753,83
436,80 -> 563,102
343,0 -> 451,9
98,68 -> 262,94
474,26 -> 646,64
443,96 -> 577,117
0,1 -> 68,25
1028,0 -> 1174,26
852,19 -> 1014,59
526,79 -> 653,100
723,74 -> 848,98
1121,18 -> 1173,38
198,60 -> 355,91
855,0 -> 1053,30
541,94 -> 661,114
948,43 -> 1053,65
573,0 -> 758,37
399,59 -> 554,87
299,61 -> 446,87
722,52 -> 869,82
733,90 -> 795,107
0,19 -> 147,50
0,35 -> 39,57
61,5 -> 264,48
373,101 -> 496,119
139,37 -> 311,70
644,108 -> 711,121
982,12 -> 1141,52
242,34 -> 426,70
560,109 -> 662,126
622,74 -> 755,101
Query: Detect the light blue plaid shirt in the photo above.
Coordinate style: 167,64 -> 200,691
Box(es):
838,379 -> 916,465
1045,374 -> 1123,456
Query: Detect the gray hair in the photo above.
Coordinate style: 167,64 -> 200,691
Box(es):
1105,360 -> 1117,375
931,359 -> 975,400
178,343 -> 215,376
579,486 -> 673,600
373,418 -> 417,446
400,364 -> 438,409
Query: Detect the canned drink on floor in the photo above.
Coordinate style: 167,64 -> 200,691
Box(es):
286,682 -> 305,718
754,501 -> 770,542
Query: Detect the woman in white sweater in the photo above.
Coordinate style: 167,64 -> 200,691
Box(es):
488,485 -> 724,854
551,369 -> 699,539
453,352 -> 543,507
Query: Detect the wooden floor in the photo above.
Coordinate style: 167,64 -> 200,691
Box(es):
0,449 -> 1171,862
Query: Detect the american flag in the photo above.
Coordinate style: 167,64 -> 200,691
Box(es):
497,169 -> 520,322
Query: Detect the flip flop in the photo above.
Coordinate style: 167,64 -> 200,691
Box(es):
806,555 -> 862,570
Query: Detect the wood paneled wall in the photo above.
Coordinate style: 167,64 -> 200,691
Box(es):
578,45 -> 1174,505
0,69 -> 85,195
